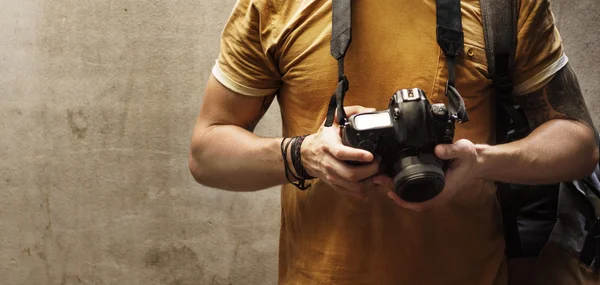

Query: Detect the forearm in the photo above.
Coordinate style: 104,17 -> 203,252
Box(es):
189,125 -> 287,191
477,119 -> 599,184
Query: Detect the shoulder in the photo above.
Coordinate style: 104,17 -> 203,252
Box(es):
239,0 -> 316,20
228,0 -> 322,33
517,0 -> 553,29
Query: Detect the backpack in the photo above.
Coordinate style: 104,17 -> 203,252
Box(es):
480,0 -> 600,280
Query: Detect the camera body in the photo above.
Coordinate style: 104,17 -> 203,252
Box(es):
341,88 -> 455,202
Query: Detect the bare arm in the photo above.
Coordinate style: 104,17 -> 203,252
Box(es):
189,75 -> 378,194
188,75 -> 286,191
377,63 -> 599,211
477,63 -> 599,184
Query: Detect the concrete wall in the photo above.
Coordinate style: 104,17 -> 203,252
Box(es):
0,0 -> 597,284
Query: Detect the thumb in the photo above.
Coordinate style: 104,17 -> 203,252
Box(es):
435,144 -> 458,160
435,139 -> 475,160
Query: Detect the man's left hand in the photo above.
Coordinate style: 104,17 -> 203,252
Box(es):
372,139 -> 482,211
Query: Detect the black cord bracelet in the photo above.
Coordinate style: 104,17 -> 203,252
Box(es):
280,136 -> 312,190
291,135 -> 314,180
284,138 -> 301,180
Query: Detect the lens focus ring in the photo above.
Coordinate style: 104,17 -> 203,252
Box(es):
393,155 -> 445,202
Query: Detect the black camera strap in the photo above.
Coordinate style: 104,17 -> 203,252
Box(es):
436,0 -> 469,122
325,0 -> 469,127
325,0 -> 352,127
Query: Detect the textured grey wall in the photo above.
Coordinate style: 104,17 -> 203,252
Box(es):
0,1 -> 597,284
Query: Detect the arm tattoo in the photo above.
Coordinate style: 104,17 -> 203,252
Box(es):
514,63 -> 594,130
247,94 -> 276,132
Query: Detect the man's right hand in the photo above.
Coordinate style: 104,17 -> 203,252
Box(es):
301,106 -> 381,199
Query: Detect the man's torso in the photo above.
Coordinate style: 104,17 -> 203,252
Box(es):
260,1 -> 506,284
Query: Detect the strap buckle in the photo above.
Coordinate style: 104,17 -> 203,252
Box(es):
325,75 -> 350,127
444,82 -> 469,123
335,75 -> 349,125
338,75 -> 349,92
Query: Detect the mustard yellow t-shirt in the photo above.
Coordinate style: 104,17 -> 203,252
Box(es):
213,0 -> 565,284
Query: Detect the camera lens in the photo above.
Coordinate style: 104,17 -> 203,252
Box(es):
392,154 -> 445,202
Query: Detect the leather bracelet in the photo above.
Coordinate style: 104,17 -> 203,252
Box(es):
280,136 -> 311,190
291,135 -> 315,180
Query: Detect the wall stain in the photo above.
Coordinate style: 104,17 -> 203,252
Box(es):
144,244 -> 204,285
66,109 -> 88,139
39,190 -> 54,282
21,247 -> 31,257
37,250 -> 47,261
60,273 -> 82,285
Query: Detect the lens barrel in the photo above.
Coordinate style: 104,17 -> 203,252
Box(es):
393,153 -> 445,202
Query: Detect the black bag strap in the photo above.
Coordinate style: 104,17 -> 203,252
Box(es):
481,0 -> 528,142
325,0 -> 469,127
480,0 -> 518,95
577,130 -> 600,267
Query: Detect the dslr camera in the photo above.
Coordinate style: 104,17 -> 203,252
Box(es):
342,88 -> 457,202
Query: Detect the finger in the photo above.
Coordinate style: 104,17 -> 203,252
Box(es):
434,139 -> 474,160
343,106 -> 377,117
372,174 -> 394,189
333,106 -> 377,124
327,143 -> 374,162
434,144 -> 456,160
329,157 -> 380,182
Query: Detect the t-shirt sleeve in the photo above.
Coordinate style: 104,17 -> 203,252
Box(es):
212,0 -> 281,96
512,0 -> 567,96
